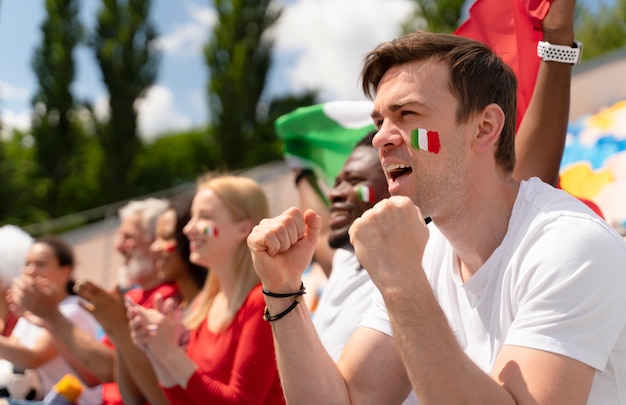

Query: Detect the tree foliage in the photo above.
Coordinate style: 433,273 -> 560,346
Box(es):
0,132 -> 48,225
575,0 -> 626,61
91,0 -> 159,202
402,0 -> 466,34
130,128 -> 217,195
30,0 -> 83,217
204,0 -> 282,170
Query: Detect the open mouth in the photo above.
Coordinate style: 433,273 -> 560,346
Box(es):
387,164 -> 412,182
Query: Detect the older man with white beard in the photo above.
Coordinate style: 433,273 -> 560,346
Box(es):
115,198 -> 171,291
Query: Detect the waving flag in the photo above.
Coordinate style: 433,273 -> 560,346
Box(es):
275,101 -> 375,186
455,0 -> 553,129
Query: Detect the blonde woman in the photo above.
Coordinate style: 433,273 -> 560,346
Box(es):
127,175 -> 285,405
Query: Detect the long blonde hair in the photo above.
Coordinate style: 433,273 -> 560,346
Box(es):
184,175 -> 269,331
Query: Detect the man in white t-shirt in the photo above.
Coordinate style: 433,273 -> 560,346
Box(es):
247,0 -> 626,403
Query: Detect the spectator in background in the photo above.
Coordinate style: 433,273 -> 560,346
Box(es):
118,194 -> 208,404
151,194 -> 208,317
127,175 -> 285,405
0,226 -> 33,337
11,197 -> 176,405
6,235 -> 101,404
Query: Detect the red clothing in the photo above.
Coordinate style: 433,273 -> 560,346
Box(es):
163,284 -> 285,405
1,311 -> 18,337
101,282 -> 179,405
455,0 -> 552,130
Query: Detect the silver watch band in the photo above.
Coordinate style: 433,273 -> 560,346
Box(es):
537,40 -> 583,65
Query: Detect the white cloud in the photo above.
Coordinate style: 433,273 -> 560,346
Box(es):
271,0 -> 414,101
1,109 -> 31,139
155,2 -> 216,57
21,88 -> 192,141
136,85 -> 193,140
0,81 -> 30,103
93,94 -> 110,123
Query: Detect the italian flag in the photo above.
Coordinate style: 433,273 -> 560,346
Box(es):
356,185 -> 374,204
203,226 -> 218,237
411,128 -> 440,154
275,101 -> 375,186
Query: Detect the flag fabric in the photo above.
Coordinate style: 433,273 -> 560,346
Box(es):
454,0 -> 554,129
275,101 -> 375,186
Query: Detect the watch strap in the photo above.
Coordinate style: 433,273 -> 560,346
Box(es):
537,40 -> 583,65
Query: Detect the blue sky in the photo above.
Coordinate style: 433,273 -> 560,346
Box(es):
0,0 -> 415,140
0,0 -> 608,140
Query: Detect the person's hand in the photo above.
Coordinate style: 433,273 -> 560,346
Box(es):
542,0 -> 576,43
349,196 -> 429,292
127,294 -> 180,356
75,280 -> 128,340
8,275 -> 60,329
247,207 -> 321,293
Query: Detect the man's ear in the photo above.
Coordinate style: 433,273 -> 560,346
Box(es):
473,103 -> 505,151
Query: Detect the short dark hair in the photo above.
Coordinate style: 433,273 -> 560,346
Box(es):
360,31 -> 516,172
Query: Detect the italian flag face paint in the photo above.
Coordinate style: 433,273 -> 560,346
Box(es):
410,128 -> 440,154
203,226 -> 218,237
356,185 -> 374,203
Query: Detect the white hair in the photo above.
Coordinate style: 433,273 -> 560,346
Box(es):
0,225 -> 33,286
118,197 -> 169,242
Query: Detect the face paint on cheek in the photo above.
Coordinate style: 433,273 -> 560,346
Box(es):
410,128 -> 440,154
356,185 -> 375,203
203,226 -> 219,237
165,244 -> 176,253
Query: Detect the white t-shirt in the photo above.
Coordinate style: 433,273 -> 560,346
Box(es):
12,295 -> 103,404
362,177 -> 626,404
314,248 -> 419,405
313,248 -> 373,361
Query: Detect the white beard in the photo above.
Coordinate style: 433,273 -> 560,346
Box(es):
117,251 -> 155,289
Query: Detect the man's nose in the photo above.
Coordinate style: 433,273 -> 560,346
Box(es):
372,123 -> 404,149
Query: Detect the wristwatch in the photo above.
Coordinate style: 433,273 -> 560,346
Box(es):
537,40 -> 583,65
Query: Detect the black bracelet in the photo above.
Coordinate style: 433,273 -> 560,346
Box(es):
263,296 -> 302,322
262,282 -> 306,298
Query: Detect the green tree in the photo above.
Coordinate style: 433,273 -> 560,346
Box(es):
402,0 -> 466,34
92,0 -> 159,202
575,0 -> 626,61
0,131 -> 48,225
204,0 -> 282,170
30,0 -> 82,217
130,128 -> 217,195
